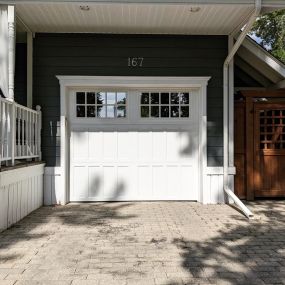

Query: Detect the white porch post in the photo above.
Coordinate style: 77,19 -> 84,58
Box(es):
27,32 -> 33,108
7,5 -> 15,101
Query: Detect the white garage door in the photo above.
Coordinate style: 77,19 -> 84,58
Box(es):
69,89 -> 200,201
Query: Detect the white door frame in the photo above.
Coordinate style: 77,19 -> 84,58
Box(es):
57,76 -> 210,204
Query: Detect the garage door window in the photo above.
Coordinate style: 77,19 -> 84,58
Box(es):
76,91 -> 127,118
140,92 -> 190,118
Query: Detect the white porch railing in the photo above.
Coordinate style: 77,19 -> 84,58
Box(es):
0,97 -> 42,166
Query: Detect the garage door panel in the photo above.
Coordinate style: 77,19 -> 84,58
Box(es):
138,166 -> 152,199
153,132 -> 166,161
138,133 -> 153,162
103,133 -> 117,161
88,166 -> 103,198
89,132 -> 103,161
166,132 -> 181,161
180,132 -> 197,159
71,131 -> 199,201
166,166 -> 180,198
103,166 -> 117,199
118,132 -> 137,161
72,132 -> 89,162
117,166 -> 134,199
153,166 -> 167,199
73,166 -> 88,199
180,166 -> 194,199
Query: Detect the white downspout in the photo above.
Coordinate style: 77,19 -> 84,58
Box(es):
223,0 -> 261,219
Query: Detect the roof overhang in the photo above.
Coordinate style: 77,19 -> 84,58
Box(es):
4,0 -> 284,35
237,36 -> 285,88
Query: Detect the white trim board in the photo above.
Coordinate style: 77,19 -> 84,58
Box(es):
56,76 -> 211,88
57,76 -> 211,204
3,0 -> 285,6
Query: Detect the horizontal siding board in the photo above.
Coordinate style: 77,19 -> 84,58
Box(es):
33,33 -> 227,167
41,146 -> 60,157
34,48 -> 227,58
15,43 -> 27,106
34,34 -> 227,48
33,66 -> 223,76
34,57 -> 225,68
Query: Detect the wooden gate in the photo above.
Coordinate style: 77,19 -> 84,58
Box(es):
253,103 -> 285,197
234,90 -> 285,200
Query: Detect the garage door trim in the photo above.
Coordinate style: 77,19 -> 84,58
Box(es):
57,76 -> 211,204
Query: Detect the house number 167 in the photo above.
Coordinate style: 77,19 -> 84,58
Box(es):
128,57 -> 144,67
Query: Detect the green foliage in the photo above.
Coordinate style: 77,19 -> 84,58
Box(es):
250,9 -> 285,63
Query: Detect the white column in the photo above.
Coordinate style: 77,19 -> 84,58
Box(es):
27,32 -> 33,108
7,5 -> 15,101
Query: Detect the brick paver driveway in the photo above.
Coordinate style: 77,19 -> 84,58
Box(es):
0,201 -> 285,285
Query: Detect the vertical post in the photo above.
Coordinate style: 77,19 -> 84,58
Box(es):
7,5 -> 15,102
245,96 -> 255,200
10,101 -> 15,165
36,105 -> 42,160
17,107 -> 20,157
200,83 -> 208,204
60,83 -> 67,205
228,36 -> 235,197
27,32 -> 33,108
228,36 -> 234,168
0,100 -> 2,167
21,108 -> 24,156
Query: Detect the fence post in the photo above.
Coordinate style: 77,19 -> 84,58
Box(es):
36,105 -> 42,160
10,102 -> 16,166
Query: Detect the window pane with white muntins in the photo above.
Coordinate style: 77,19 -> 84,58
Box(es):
140,92 -> 190,118
76,91 -> 127,118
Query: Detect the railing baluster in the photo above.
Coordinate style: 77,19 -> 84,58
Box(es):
36,106 -> 42,160
0,97 -> 41,164
21,108 -> 25,157
17,107 -> 20,157
32,113 -> 36,155
26,110 -> 28,156
35,111 -> 38,156
11,102 -> 15,166
3,102 -> 6,161
29,111 -> 32,156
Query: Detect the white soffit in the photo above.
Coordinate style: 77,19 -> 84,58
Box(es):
15,3 -> 254,34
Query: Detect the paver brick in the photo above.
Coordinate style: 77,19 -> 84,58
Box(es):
0,201 -> 284,284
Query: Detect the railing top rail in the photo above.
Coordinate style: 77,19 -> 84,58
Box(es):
0,97 -> 40,114
0,97 -> 13,105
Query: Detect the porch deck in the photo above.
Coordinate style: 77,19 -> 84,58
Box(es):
0,201 -> 284,285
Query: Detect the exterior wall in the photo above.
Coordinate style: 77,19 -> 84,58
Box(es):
15,43 -> 27,106
0,163 -> 45,232
43,167 -> 62,205
33,33 -> 228,167
234,65 -> 263,87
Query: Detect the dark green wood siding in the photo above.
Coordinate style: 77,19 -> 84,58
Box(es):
15,43 -> 27,106
33,33 -> 227,167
